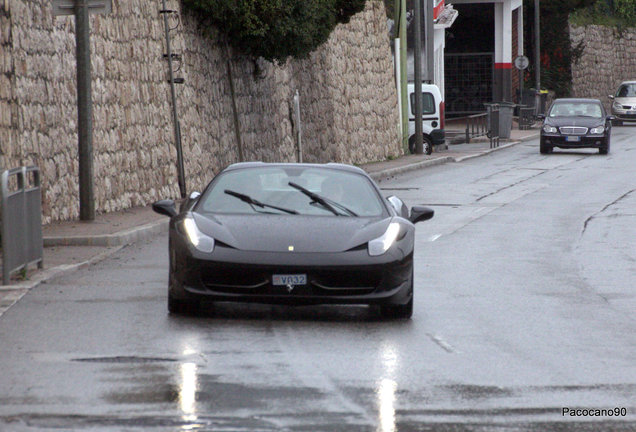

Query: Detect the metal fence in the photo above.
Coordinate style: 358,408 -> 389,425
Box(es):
464,112 -> 489,143
484,104 -> 500,149
445,52 -> 494,116
1,166 -> 43,285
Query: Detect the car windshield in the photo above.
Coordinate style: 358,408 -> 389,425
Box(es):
616,84 -> 636,97
197,166 -> 386,217
549,102 -> 602,118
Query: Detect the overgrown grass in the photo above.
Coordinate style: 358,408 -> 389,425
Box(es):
570,4 -> 636,28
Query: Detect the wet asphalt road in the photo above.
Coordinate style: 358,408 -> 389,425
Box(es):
1,127 -> 636,431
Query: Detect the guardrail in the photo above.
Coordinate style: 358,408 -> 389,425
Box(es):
518,105 -> 536,130
464,112 -> 489,143
485,104 -> 500,149
1,166 -> 43,285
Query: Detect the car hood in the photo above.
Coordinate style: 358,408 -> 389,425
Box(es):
614,96 -> 636,107
192,212 -> 392,253
545,116 -> 604,128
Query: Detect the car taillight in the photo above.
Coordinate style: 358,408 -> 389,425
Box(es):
439,101 -> 445,129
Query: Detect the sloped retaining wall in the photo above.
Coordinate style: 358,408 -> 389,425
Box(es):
0,0 -> 400,223
570,23 -> 636,110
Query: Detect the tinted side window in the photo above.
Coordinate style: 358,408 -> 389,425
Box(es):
410,92 -> 435,115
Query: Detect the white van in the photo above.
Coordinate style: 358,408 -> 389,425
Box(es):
407,83 -> 445,154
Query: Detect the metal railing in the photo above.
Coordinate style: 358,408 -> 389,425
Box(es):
1,166 -> 43,285
485,104 -> 500,149
518,105 -> 536,130
464,112 -> 489,143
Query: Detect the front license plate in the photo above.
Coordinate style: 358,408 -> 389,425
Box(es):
628,110 -> 636,115
566,136 -> 581,142
272,274 -> 307,286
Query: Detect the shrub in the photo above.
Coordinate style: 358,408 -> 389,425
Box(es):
182,0 -> 367,63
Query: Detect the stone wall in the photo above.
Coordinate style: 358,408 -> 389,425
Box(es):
570,23 -> 636,111
0,0 -> 400,223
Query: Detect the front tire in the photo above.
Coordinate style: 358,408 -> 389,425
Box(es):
380,274 -> 414,320
408,136 -> 433,155
168,294 -> 199,315
380,296 -> 413,319
539,138 -> 551,154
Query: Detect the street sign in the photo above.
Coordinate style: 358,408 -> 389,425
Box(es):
514,55 -> 530,70
52,0 -> 112,17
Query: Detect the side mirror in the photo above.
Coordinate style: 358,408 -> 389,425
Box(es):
386,195 -> 409,218
152,199 -> 177,218
180,191 -> 201,212
607,115 -> 616,121
409,206 -> 434,224
608,95 -> 615,100
536,113 -> 546,120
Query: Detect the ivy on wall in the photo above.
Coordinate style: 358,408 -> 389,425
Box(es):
524,0 -> 595,97
182,0 -> 367,63
527,0 -> 635,97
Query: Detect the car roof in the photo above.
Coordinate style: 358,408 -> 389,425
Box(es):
552,98 -> 602,104
223,161 -> 368,176
619,80 -> 636,84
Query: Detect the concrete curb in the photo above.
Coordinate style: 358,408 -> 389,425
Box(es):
367,132 -> 539,181
369,156 -> 454,182
43,219 -> 169,247
1,244 -> 127,291
0,244 -> 126,316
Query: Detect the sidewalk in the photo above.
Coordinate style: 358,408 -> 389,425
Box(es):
0,123 -> 539,314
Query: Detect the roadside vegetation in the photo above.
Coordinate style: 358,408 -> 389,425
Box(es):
532,0 -> 635,97
570,0 -> 636,27
181,0 -> 367,63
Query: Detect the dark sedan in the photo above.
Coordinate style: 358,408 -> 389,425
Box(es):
152,162 -> 434,319
538,98 -> 614,155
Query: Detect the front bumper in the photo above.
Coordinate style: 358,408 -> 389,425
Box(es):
612,111 -> 636,121
541,134 -> 607,149
171,244 -> 414,307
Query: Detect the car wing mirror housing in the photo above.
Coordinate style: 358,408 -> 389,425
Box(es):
536,113 -> 546,120
608,95 -> 614,100
387,195 -> 409,218
607,115 -> 616,121
179,191 -> 201,212
152,199 -> 177,218
409,206 -> 434,224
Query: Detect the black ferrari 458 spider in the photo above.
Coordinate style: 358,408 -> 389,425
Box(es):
152,162 -> 434,319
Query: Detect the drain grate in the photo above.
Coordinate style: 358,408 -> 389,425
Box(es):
71,356 -> 177,364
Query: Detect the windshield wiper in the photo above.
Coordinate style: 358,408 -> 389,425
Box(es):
224,190 -> 298,215
288,182 -> 357,216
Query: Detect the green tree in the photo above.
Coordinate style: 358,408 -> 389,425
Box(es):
182,0 -> 367,63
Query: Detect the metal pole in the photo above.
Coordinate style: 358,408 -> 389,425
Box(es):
413,0 -> 423,154
425,0 -> 434,83
75,0 -> 94,220
161,0 -> 186,198
395,0 -> 409,152
534,0 -> 541,112
293,90 -> 303,163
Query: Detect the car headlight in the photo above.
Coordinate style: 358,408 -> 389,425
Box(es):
590,125 -> 605,134
368,222 -> 400,256
613,102 -> 623,110
182,216 -> 215,253
543,125 -> 557,133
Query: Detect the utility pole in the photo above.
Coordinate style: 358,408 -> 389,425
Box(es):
53,0 -> 111,220
425,0 -> 434,83
413,0 -> 424,154
394,0 -> 408,152
534,0 -> 541,112
75,0 -> 94,221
